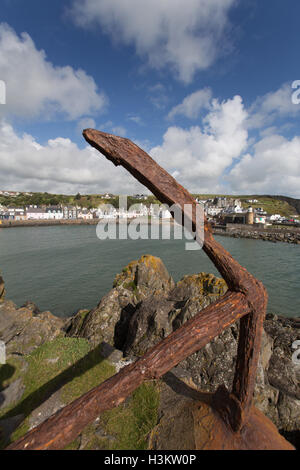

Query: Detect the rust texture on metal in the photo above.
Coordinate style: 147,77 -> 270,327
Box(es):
7,129 -> 291,451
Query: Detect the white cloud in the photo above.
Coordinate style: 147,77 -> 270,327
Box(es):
227,133 -> 300,197
76,117 -> 96,135
223,83 -> 300,197
168,87 -> 212,120
127,114 -> 143,125
2,80 -> 300,198
148,83 -> 169,109
100,120 -> 127,137
70,0 -> 237,83
0,96 -> 249,197
0,23 -> 107,120
111,126 -> 127,137
247,83 -> 300,129
0,120 -> 143,194
151,95 -> 248,192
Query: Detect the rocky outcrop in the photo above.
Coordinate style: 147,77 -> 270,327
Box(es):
179,316 -> 300,446
149,367 -> 294,450
117,284 -> 299,447
263,315 -> 300,436
64,255 -> 174,347
119,273 -> 227,357
63,255 -> 299,446
0,300 -> 64,356
95,259 -> 298,447
0,257 -> 299,449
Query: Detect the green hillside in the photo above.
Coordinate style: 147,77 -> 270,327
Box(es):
193,194 -> 299,217
1,191 -> 299,217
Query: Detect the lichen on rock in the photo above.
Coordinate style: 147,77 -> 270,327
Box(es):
118,271 -> 228,357
64,255 -> 175,347
0,257 -> 299,449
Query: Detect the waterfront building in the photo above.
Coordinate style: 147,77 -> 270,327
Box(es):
26,207 -> 47,220
78,208 -> 93,220
63,206 -> 78,219
45,206 -> 63,220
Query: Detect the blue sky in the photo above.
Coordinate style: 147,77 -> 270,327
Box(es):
0,0 -> 300,196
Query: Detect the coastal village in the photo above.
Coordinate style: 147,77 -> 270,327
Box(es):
0,190 -> 299,228
202,197 -> 299,226
1,1 -> 300,453
0,193 -> 168,222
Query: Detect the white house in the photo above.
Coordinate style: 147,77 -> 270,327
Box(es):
78,209 -> 93,220
269,214 -> 282,221
224,204 -> 244,214
63,206 -> 78,219
26,207 -> 47,220
206,207 -> 223,216
45,206 -> 63,220
4,207 -> 27,220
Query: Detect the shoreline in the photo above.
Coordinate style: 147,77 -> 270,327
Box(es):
0,218 -> 173,228
0,256 -> 299,450
213,223 -> 300,244
0,218 -> 299,244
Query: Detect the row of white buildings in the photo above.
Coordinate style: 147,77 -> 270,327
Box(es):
94,203 -> 172,219
0,205 -> 93,221
0,203 -> 173,222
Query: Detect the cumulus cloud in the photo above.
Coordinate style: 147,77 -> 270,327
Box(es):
0,120 -> 143,194
76,117 -> 96,135
2,80 -> 300,198
127,114 -> 143,125
227,133 -> 300,198
70,0 -> 237,83
151,95 -> 248,192
148,83 -> 170,109
247,82 -> 300,129
100,120 -> 127,137
0,23 -> 107,120
168,87 -> 213,120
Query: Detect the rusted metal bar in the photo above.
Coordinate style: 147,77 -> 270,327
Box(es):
82,129 -> 268,416
7,129 -> 269,450
8,292 -> 250,450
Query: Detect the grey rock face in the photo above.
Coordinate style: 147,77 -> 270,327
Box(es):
121,297 -> 177,356
0,300 -> 64,356
109,261 -> 299,447
65,255 -> 175,347
120,273 -> 228,357
263,314 -> 300,442
0,378 -> 25,410
28,389 -> 65,431
0,256 -> 298,448
180,324 -> 239,394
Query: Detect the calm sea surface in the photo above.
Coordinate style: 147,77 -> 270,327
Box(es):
0,225 -> 299,318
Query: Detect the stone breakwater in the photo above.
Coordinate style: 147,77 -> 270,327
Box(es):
0,255 -> 299,449
213,223 -> 300,244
